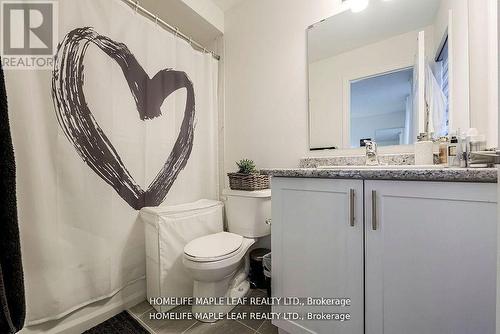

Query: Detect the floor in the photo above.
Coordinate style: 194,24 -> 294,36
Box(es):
127,289 -> 278,334
84,311 -> 149,334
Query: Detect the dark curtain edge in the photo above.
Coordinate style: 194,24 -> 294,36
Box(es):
0,57 -> 26,333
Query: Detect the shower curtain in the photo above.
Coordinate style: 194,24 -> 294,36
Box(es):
5,0 -> 219,325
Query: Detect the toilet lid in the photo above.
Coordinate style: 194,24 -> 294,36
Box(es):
184,232 -> 243,259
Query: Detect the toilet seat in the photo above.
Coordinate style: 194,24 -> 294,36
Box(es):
184,232 -> 243,262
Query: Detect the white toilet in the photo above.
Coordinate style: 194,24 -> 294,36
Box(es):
183,189 -> 271,321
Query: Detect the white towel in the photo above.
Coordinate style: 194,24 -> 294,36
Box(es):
425,64 -> 448,137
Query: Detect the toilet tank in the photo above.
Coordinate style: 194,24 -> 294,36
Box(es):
222,189 -> 271,237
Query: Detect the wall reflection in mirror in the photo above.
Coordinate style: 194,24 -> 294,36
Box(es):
308,0 -> 468,150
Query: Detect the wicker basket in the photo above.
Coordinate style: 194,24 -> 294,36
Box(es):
228,173 -> 270,191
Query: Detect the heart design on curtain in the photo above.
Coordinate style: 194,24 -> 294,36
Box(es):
52,27 -> 195,210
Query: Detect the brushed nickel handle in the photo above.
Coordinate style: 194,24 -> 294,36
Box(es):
372,190 -> 377,230
349,189 -> 355,227
265,218 -> 272,225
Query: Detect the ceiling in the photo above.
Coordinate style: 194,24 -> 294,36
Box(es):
212,0 -> 245,12
133,0 -> 222,53
308,0 -> 441,62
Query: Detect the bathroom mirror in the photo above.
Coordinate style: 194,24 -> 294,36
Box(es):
307,0 -> 470,150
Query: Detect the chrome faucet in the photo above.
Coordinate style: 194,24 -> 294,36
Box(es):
364,140 -> 379,166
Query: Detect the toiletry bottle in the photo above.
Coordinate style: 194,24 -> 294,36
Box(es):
457,130 -> 466,168
415,132 -> 433,165
438,136 -> 449,164
448,136 -> 458,167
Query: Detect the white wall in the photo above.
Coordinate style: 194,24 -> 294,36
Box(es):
224,0 -> 347,174
351,111 -> 407,147
468,0 -> 498,146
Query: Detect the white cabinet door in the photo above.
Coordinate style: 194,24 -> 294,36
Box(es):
365,181 -> 497,334
272,177 -> 364,334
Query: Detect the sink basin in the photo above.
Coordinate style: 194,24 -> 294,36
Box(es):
317,165 -> 445,170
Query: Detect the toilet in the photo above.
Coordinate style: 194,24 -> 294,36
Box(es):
183,188 -> 271,321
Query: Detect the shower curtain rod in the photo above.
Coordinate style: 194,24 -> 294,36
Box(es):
122,0 -> 221,61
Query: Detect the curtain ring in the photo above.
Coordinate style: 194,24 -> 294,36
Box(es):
134,0 -> 139,13
189,37 -> 192,45
155,15 -> 158,26
174,27 -> 179,37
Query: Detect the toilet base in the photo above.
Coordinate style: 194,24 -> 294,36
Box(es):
192,265 -> 251,322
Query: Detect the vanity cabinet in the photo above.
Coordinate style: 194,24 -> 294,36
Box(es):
271,178 -> 364,334
271,178 -> 497,334
364,181 -> 497,334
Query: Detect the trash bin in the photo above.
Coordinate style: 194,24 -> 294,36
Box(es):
249,248 -> 270,289
262,252 -> 271,297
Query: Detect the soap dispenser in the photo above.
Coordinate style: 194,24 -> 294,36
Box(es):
415,133 -> 433,165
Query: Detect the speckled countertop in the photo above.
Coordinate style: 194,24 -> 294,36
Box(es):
261,167 -> 498,183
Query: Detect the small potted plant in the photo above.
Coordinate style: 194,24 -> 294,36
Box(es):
228,159 -> 269,191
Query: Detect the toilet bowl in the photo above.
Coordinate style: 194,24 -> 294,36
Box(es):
183,232 -> 255,318
183,189 -> 271,322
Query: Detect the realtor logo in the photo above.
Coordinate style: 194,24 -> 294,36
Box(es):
1,1 -> 57,69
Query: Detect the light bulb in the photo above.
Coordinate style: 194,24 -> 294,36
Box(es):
350,0 -> 369,12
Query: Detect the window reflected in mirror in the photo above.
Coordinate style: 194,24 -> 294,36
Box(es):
350,68 -> 414,148
434,36 -> 449,136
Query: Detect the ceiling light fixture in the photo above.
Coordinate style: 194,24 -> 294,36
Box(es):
350,0 -> 370,13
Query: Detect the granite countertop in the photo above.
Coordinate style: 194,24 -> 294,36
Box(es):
261,167 -> 498,183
